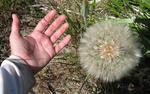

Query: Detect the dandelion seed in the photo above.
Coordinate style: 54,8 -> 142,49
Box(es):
79,23 -> 141,82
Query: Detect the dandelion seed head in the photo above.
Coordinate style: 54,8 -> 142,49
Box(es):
79,23 -> 141,82
99,40 -> 120,60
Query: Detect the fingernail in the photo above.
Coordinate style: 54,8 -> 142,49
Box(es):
12,14 -> 16,21
67,35 -> 71,39
12,14 -> 15,18
64,23 -> 69,28
60,15 -> 66,19
50,9 -> 56,14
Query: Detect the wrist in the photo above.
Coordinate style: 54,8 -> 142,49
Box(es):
9,55 -> 27,65
8,55 -> 36,74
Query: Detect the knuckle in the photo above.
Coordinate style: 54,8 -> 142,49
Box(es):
52,34 -> 58,41
50,23 -> 55,30
9,35 -> 12,41
57,44 -> 62,51
40,19 -> 48,26
43,17 -> 49,23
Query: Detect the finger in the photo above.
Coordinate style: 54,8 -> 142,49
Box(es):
11,14 -> 21,38
55,35 -> 71,53
42,37 -> 55,58
34,10 -> 56,32
51,23 -> 69,43
44,15 -> 66,36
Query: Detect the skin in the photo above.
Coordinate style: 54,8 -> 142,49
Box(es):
9,10 -> 71,73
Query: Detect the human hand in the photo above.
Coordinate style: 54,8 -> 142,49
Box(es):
9,10 -> 71,73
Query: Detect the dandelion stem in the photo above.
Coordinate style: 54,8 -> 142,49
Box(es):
79,74 -> 90,94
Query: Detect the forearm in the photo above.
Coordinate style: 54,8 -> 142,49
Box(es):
0,55 -> 35,94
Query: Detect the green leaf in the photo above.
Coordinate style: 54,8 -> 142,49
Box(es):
103,18 -> 135,24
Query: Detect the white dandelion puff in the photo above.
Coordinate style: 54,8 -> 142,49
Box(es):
79,23 -> 141,82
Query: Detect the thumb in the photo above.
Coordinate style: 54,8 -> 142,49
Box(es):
10,14 -> 22,38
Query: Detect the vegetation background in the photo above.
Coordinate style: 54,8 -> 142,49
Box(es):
0,0 -> 150,94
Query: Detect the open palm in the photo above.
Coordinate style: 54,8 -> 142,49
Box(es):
9,10 -> 71,72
